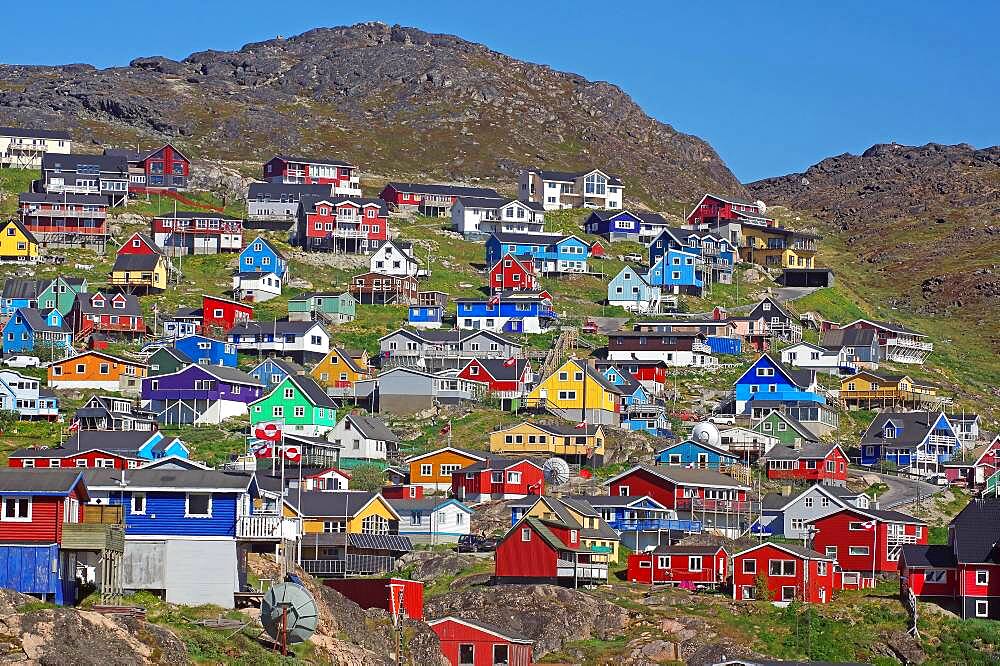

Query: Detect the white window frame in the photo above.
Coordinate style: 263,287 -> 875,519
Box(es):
131,492 -> 146,515
185,492 -> 213,518
1,496 -> 31,522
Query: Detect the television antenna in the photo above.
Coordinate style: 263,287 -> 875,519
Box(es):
260,580 -> 319,655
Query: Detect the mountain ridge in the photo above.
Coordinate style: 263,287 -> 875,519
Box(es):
0,22 -> 744,204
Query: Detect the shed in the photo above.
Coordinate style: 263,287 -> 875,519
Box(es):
778,268 -> 835,288
324,577 -> 424,620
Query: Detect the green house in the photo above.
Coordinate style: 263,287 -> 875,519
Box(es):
147,346 -> 191,376
250,373 -> 338,438
38,276 -> 88,316
752,409 -> 820,448
287,292 -> 357,324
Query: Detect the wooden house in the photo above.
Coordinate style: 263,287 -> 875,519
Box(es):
238,236 -> 288,278
352,367 -> 486,416
325,577 -> 424,621
311,347 -> 371,395
247,182 -> 332,223
226,320 -> 330,364
142,364 -> 264,425
819,326 -> 880,369
105,143 -> 190,191
840,370 -> 939,409
378,328 -> 523,372
524,358 -> 623,426
606,331 -> 717,368
733,353 -> 822,414
518,167 -> 623,211
405,447 -> 488,492
287,292 -> 356,324
47,350 -> 147,392
0,218 -> 38,260
248,357 -> 305,390
428,616 -> 534,666
836,318 -> 933,365
379,182 -> 500,216
653,439 -> 739,470
488,253 -> 540,294
249,373 -> 338,438
69,291 -> 146,339
628,544 -> 728,587
859,411 -> 960,476
263,155 -> 361,195
495,512 -> 611,586
0,369 -> 59,420
456,358 -> 533,401
41,153 -> 129,207
37,276 -> 88,316
728,297 -> 803,351
732,542 -> 838,603
17,192 -> 109,250
762,442 -> 850,487
488,421 -> 606,465
72,394 -> 158,432
151,212 -> 243,256
809,506 -> 927,584
752,409 -> 819,449
201,294 -> 254,333
328,413 -> 399,463
607,265 -> 662,313
369,239 -> 421,277
350,272 -> 419,305
451,457 -> 544,503
9,430 -> 187,469
110,232 -> 169,292
2,307 -> 72,356
0,126 -> 70,169
295,195 -> 388,254
685,193 -> 773,227
756,483 -> 871,540
386,498 -> 473,545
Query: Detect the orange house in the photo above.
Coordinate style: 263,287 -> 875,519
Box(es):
48,350 -> 148,392
405,446 -> 487,491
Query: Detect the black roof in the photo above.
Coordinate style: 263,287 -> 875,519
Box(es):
42,153 -> 127,173
490,231 -> 571,246
83,468 -> 252,491
342,414 -> 398,442
386,182 -> 501,198
763,442 -> 840,461
75,292 -> 143,316
900,544 -> 957,568
284,373 -> 338,408
285,490 -> 388,518
15,307 -> 69,334
113,253 -> 162,272
950,500 -> 1000,564
820,327 -> 877,349
0,469 -> 83,493
860,411 -> 946,446
0,126 -> 70,140
2,278 -> 48,301
154,211 -> 243,221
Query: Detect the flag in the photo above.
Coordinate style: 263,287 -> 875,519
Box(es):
488,296 -> 500,306
503,357 -> 517,367
253,421 -> 282,442
251,441 -> 272,459
384,350 -> 391,359
439,421 -> 452,436
860,520 -> 877,530
282,445 -> 301,462
574,421 -> 588,429
67,419 -> 80,433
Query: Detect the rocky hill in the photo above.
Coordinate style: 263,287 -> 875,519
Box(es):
748,142 -> 1000,319
0,22 -> 742,204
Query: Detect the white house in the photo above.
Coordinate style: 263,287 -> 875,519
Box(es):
0,369 -> 59,420
327,413 -> 400,462
369,240 -> 420,277
232,271 -> 282,303
226,320 -> 330,364
387,497 -> 473,544
0,126 -> 71,169
780,341 -> 850,376
451,197 -> 545,237
518,168 -> 624,211
301,468 -> 352,491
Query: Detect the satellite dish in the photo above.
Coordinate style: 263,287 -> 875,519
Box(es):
260,581 -> 318,649
542,457 -> 571,486
755,199 -> 767,214
691,422 -> 721,448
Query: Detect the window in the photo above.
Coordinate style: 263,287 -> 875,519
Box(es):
492,645 -> 509,666
458,644 -> 475,666
294,406 -> 305,418
657,555 -> 671,569
925,569 -> 947,583
361,514 -> 389,534
769,559 -> 795,576
848,546 -> 870,556
186,493 -> 212,517
618,485 -> 630,496
521,528 -> 532,542
420,464 -> 432,476
689,556 -> 703,572
131,493 -> 146,514
825,546 -> 837,558
790,518 -> 805,531
781,586 -> 796,601
742,559 -> 756,574
272,406 -> 283,417
1,496 -> 30,521
977,570 -> 990,585
804,497 -> 814,508
976,600 -> 989,618
741,585 -> 756,600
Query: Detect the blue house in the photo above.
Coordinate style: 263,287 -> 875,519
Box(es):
173,334 -> 237,367
486,233 -> 592,274
602,365 -> 649,407
83,468 -> 264,608
648,228 -> 735,285
248,357 -> 305,390
239,236 -> 289,278
408,305 -> 444,329
456,291 -> 557,334
62,430 -> 190,462
622,404 -> 672,437
607,266 -> 662,313
859,411 -> 960,476
584,210 -> 642,240
654,439 -> 739,469
734,353 -> 822,414
647,248 -> 704,295
2,307 -> 73,355
0,278 -> 47,316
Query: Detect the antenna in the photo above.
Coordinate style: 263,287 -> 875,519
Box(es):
691,421 -> 721,448
260,580 -> 318,654
542,457 -> 571,487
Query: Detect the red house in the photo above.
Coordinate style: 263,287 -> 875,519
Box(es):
324,578 -> 424,620
295,195 -> 389,254
117,231 -> 161,255
456,359 -> 533,397
151,212 -> 244,255
901,501 -> 1000,620
488,253 -> 540,293
808,507 -> 927,586
17,192 -> 110,249
108,144 -> 190,191
966,436 -> 1000,488
451,457 -> 544,502
732,542 -> 839,604
428,616 -> 533,666
379,182 -> 501,216
686,193 -> 775,227
604,465 -> 751,513
495,514 -> 611,586
628,544 -> 728,588
763,442 -> 849,485
70,291 -> 146,338
263,155 -> 360,194
9,447 -> 140,470
381,484 -> 424,500
201,294 -> 253,333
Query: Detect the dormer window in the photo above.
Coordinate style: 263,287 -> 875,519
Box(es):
883,424 -> 896,439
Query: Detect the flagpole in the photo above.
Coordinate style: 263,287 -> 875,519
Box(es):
872,522 -> 877,588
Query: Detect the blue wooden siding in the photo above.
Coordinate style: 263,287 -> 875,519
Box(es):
647,250 -> 703,291
654,440 -> 738,468
0,544 -> 72,604
734,356 -> 823,406
707,336 -> 741,355
110,492 -> 239,537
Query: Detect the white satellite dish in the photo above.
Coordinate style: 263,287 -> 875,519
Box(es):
691,421 -> 721,448
261,581 -> 318,648
542,457 -> 571,486
755,199 -> 767,214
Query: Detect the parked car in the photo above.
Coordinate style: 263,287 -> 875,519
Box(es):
3,355 -> 40,368
582,318 -> 599,334
622,253 -> 643,264
456,534 -> 500,553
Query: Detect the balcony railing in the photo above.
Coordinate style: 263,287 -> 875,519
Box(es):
300,554 -> 397,576
22,208 -> 108,219
692,341 -> 713,354
61,522 -> 125,552
675,498 -> 754,513
556,559 -> 608,580
236,514 -> 283,540
888,337 -> 934,351
610,518 -> 703,532
326,228 -> 366,238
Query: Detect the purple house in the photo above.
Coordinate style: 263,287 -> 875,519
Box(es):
142,364 -> 264,425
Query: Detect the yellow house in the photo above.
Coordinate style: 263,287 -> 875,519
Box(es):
0,218 -> 39,260
489,421 -> 607,464
741,225 -> 818,269
283,491 -> 400,534
109,254 -> 169,291
311,346 -> 372,389
840,370 -> 939,409
518,495 -> 620,560
525,359 -> 622,426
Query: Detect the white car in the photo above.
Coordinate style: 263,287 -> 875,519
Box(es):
3,355 -> 41,368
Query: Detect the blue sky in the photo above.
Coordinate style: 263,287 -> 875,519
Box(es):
2,1 -> 996,182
